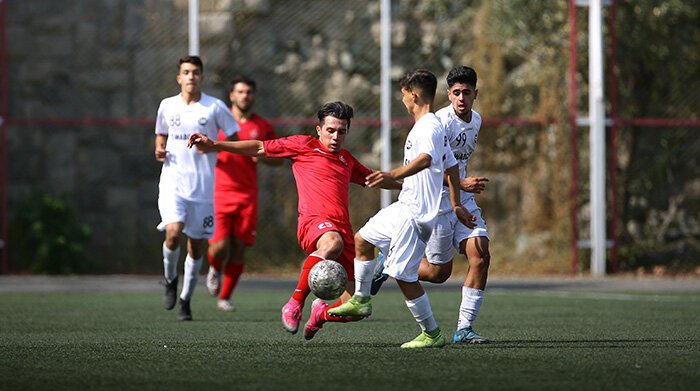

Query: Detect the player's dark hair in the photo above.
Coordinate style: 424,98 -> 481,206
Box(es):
230,75 -> 257,92
317,101 -> 354,128
399,69 -> 437,101
179,55 -> 204,72
446,66 -> 477,88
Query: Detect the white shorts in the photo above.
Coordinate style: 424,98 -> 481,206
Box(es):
157,189 -> 214,240
425,197 -> 489,265
358,202 -> 434,282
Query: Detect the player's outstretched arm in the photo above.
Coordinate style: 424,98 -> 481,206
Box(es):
188,133 -> 265,157
365,171 -> 403,189
390,153 -> 432,180
446,164 -> 477,228
461,176 -> 489,194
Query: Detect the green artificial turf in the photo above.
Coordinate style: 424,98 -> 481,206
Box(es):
1,287 -> 698,390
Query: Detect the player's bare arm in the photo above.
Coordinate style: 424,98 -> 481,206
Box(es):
364,170 -> 403,189
155,134 -> 168,162
188,133 -> 264,157
461,176 -> 489,194
392,153 -> 432,180
446,164 -> 477,228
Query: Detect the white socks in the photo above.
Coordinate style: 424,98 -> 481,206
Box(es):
405,293 -> 438,332
162,242 -> 180,283
457,286 -> 484,330
353,258 -> 376,297
179,255 -> 203,302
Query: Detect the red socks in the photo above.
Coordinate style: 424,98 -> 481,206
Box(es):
320,299 -> 351,323
291,254 -> 324,302
219,262 -> 244,300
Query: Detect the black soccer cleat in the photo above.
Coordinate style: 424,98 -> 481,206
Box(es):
161,276 -> 178,310
177,299 -> 193,321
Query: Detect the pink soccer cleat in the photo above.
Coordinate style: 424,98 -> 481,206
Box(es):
304,299 -> 329,341
281,298 -> 303,334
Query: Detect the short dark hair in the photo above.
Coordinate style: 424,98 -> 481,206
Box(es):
230,75 -> 257,92
446,66 -> 477,88
317,101 -> 354,128
178,55 -> 204,72
399,69 -> 437,101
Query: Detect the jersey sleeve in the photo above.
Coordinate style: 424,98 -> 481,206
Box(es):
216,100 -> 240,138
348,153 -> 373,186
263,135 -> 308,159
154,100 -> 168,135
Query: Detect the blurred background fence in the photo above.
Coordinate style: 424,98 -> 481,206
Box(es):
1,0 -> 698,275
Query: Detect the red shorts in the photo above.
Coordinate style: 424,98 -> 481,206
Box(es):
210,198 -> 257,246
298,216 -> 356,280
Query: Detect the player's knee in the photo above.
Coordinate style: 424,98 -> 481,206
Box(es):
318,234 -> 344,260
208,241 -> 228,260
164,235 -> 180,250
472,251 -> 491,272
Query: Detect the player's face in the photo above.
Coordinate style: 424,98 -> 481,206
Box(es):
177,63 -> 203,95
316,116 -> 349,154
230,82 -> 256,112
401,87 -> 416,116
448,82 -> 478,119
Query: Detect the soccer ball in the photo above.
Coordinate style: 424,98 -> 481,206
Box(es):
308,260 -> 348,301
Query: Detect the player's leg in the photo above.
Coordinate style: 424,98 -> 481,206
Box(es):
176,202 -> 214,321
206,204 -> 235,296
160,222 -> 184,310
217,237 -> 246,312
385,220 -> 446,349
304,234 -> 364,340
452,202 -> 491,343
396,279 -> 446,349
157,190 -> 186,311
283,219 -> 344,334
327,232 -> 379,317
418,212 -> 457,283
206,237 -> 228,296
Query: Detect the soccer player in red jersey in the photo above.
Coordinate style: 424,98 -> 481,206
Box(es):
188,101 -> 400,339
206,76 -> 282,312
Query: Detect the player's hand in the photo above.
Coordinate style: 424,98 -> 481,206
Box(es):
365,170 -> 393,188
155,147 -> 168,162
188,133 -> 215,153
454,205 -> 477,229
461,176 -> 488,193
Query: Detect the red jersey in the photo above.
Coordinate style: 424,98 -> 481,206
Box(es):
263,135 -> 372,224
214,114 -> 277,203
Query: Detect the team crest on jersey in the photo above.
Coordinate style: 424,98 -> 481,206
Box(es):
406,140 -> 412,150
198,117 -> 208,126
338,154 -> 348,166
250,129 -> 259,139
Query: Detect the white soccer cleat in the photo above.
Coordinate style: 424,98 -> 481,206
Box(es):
217,299 -> 236,312
206,267 -> 221,296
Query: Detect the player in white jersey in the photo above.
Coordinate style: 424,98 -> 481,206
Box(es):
373,66 -> 491,343
329,69 -> 477,349
154,55 -> 240,321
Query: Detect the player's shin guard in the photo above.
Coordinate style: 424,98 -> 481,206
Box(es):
180,255 -> 203,301
457,287 -> 484,330
405,293 -> 438,332
163,242 -> 180,283
353,258 -> 376,297
292,254 -> 324,302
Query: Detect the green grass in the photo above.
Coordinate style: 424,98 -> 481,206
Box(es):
1,286 -> 698,390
